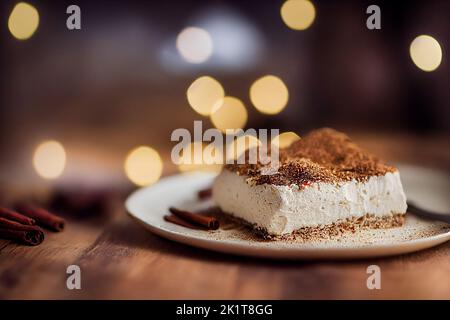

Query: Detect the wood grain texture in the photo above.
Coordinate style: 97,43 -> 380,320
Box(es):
0,208 -> 449,300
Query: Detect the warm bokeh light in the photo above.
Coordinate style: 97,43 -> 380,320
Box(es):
409,35 -> 443,72
178,142 -> 223,173
176,27 -> 213,64
250,75 -> 289,115
187,76 -> 225,116
8,2 -> 39,40
271,132 -> 301,149
210,96 -> 248,133
226,135 -> 261,160
124,146 -> 163,187
33,141 -> 66,179
280,0 -> 316,31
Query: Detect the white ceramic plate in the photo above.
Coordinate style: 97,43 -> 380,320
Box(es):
126,166 -> 450,260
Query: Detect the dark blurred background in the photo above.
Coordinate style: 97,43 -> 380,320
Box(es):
1,0 -> 449,190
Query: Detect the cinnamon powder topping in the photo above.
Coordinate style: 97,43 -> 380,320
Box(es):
225,128 -> 396,186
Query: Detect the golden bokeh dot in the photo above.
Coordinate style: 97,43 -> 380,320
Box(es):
178,142 -> 223,173
187,76 -> 225,116
8,2 -> 40,40
33,140 -> 66,179
409,35 -> 443,72
250,75 -> 289,115
226,135 -> 262,160
210,96 -> 248,133
176,27 -> 213,64
271,132 -> 301,149
280,0 -> 316,31
124,146 -> 163,187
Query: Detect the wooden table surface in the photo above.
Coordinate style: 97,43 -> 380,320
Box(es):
0,134 -> 449,299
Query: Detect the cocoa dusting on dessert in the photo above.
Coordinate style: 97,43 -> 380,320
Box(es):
225,128 -> 396,186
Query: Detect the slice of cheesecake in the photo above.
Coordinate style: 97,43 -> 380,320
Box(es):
212,128 -> 407,238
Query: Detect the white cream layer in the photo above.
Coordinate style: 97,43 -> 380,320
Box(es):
213,169 -> 407,236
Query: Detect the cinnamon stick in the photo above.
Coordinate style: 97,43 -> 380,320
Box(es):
197,188 -> 212,200
169,207 -> 219,230
0,218 -> 44,246
0,207 -> 35,226
164,214 -> 204,229
15,205 -> 65,232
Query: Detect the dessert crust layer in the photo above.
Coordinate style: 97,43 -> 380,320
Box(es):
225,128 -> 397,186
216,209 -> 406,241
